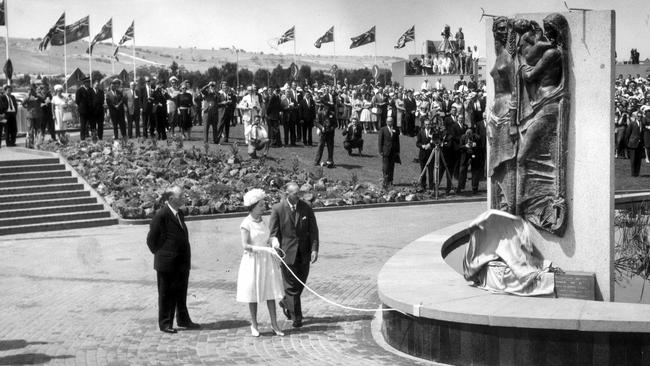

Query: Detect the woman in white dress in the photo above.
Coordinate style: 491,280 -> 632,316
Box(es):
236,189 -> 285,337
50,84 -> 68,142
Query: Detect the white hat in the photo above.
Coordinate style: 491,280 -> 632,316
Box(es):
53,84 -> 63,91
243,188 -> 266,207
169,76 -> 178,82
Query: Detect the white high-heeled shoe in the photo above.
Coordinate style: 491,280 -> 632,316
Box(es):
271,326 -> 285,337
250,325 -> 260,337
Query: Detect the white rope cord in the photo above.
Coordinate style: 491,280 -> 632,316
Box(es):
261,247 -> 406,315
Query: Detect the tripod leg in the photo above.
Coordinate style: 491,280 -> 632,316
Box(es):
434,148 -> 440,199
439,149 -> 454,193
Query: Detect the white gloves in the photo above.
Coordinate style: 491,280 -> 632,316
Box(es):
271,237 -> 280,249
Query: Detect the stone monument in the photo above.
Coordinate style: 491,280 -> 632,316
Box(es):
475,10 -> 615,300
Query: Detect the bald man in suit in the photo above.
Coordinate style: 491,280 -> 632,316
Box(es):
269,182 -> 319,328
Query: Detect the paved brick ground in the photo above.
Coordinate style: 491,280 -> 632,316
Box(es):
0,202 -> 485,365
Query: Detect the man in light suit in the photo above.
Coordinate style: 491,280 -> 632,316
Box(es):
124,81 -> 141,139
269,182 -> 319,328
146,186 -> 200,333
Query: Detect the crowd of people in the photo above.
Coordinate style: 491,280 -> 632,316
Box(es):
407,25 -> 480,76
614,73 -> 650,177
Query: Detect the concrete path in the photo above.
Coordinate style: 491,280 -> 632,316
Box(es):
0,201 -> 485,365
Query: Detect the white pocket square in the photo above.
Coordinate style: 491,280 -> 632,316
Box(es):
301,217 -> 306,221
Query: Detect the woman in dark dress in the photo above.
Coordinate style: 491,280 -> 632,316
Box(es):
175,83 -> 195,140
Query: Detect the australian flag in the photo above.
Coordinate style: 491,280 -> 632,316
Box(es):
394,25 -> 414,49
38,12 -> 65,51
349,26 -> 375,49
51,16 -> 89,46
314,26 -> 333,48
113,21 -> 134,61
277,26 -> 295,45
87,18 -> 112,54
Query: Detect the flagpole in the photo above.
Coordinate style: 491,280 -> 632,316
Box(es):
4,0 -> 8,61
88,17 -> 92,88
64,15 -> 67,91
132,22 -> 136,81
235,47 -> 239,90
111,19 -> 115,74
413,27 -> 416,57
333,28 -> 336,87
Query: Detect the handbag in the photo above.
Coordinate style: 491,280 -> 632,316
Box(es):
371,107 -> 378,114
63,111 -> 74,122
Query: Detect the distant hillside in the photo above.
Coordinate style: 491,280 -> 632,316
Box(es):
0,38 -> 403,77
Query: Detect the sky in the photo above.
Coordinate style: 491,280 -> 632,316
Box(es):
4,0 -> 650,61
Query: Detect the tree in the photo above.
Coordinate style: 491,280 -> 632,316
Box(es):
220,63 -> 238,82
298,65 -> 311,83
206,66 -> 221,83
91,70 -> 105,83
254,69 -> 270,87
170,61 -> 179,76
238,69 -> 254,87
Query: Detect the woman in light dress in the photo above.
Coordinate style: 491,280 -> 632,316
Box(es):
236,189 -> 285,337
51,84 -> 68,142
359,93 -> 373,134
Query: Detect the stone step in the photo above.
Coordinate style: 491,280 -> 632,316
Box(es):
0,217 -> 118,236
0,158 -> 60,167
0,164 -> 66,174
0,170 -> 72,181
0,210 -> 111,227
0,176 -> 78,188
0,203 -> 105,219
0,183 -> 84,196
0,196 -> 98,211
2,190 -> 90,203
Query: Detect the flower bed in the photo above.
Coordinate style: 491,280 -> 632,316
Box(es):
39,138 -> 444,219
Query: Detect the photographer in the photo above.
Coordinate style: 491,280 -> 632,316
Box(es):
415,118 -> 442,191
457,127 -> 480,194
246,115 -> 270,159
342,116 -> 364,156
201,81 -> 219,143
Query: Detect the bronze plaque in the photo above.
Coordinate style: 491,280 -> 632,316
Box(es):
554,271 -> 595,300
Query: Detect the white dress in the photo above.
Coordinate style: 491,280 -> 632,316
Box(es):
52,95 -> 67,131
236,215 -> 285,303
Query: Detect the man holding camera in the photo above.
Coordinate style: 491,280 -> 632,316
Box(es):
416,119 -> 441,191
201,81 -> 218,143
246,115 -> 270,159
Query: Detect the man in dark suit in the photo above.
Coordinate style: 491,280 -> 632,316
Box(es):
470,118 -> 487,194
466,91 -> 485,126
152,80 -> 169,140
626,110 -> 645,177
91,80 -> 105,140
298,90 -> 316,146
415,119 -> 439,190
146,185 -> 200,333
75,77 -> 93,141
106,79 -> 127,140
378,116 -> 401,188
266,87 -> 283,147
314,104 -> 336,168
441,107 -> 464,194
269,182 -> 319,328
139,76 -> 154,138
282,89 -> 299,146
403,90 -> 417,136
1,85 -> 18,146
214,81 -> 230,144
